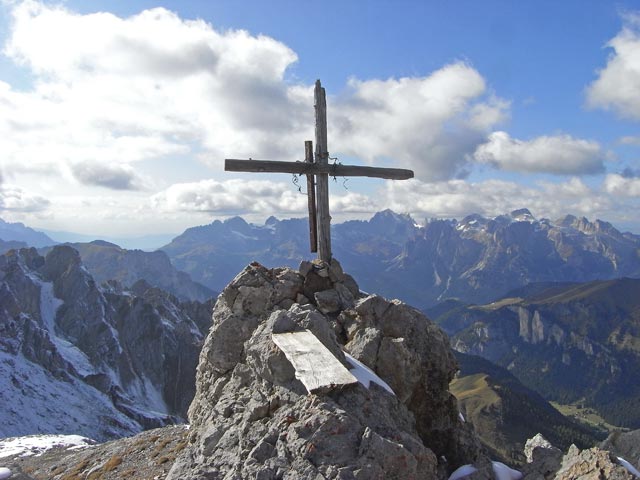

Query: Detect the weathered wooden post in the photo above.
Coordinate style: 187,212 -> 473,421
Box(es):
314,80 -> 331,262
305,140 -> 317,253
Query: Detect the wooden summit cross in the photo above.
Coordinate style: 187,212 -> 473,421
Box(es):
225,80 -> 414,263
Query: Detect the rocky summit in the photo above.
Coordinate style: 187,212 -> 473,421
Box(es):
166,259 -> 486,479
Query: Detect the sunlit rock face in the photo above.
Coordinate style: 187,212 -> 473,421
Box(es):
168,259 -> 486,480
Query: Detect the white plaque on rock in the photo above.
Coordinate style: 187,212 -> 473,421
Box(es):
272,330 -> 358,393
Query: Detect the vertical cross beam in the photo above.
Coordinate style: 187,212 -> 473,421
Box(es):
305,140 -> 317,252
314,80 -> 331,262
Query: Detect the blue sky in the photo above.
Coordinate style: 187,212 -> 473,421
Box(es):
0,0 -> 639,237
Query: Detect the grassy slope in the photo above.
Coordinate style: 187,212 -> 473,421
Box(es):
451,352 -> 603,464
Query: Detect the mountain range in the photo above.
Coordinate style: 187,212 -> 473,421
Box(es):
4,209 -> 639,312
160,208 -> 640,310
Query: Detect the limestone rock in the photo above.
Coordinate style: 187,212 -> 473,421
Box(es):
600,429 -> 640,468
0,246 -> 211,441
522,436 -> 640,480
525,433 -> 562,464
554,445 -> 633,479
168,260 -> 485,479
521,434 -> 563,479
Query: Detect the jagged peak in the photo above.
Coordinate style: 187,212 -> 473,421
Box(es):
2,246 -> 44,270
264,215 -> 279,226
509,208 -> 536,222
369,209 -> 415,227
456,213 -> 489,232
223,216 -> 252,233
554,214 -> 622,236
557,214 -> 579,228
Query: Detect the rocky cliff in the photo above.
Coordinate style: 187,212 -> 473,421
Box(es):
438,278 -> 640,428
0,246 -> 212,441
0,238 -> 27,255
166,259 -> 487,479
42,240 -> 215,302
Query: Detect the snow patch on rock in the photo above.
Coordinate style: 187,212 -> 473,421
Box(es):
0,434 -> 94,459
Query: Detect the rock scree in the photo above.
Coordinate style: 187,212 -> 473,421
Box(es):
167,259 -> 484,479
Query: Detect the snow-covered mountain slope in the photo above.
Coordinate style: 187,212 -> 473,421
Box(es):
0,247 -> 213,441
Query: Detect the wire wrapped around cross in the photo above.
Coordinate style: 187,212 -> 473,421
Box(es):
291,155 -> 348,194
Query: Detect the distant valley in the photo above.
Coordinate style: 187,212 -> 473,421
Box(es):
433,277 -> 640,429
452,351 -> 602,465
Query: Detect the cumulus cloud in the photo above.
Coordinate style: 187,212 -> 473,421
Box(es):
331,65 -> 510,181
151,179 -> 308,215
150,179 -> 389,217
586,12 -> 640,119
0,1 -> 511,190
0,184 -> 50,212
382,177 -> 613,221
70,161 -> 145,190
0,1 -> 307,187
473,131 -> 605,174
603,173 -> 640,196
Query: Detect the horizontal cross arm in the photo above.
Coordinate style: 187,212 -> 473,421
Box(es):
225,159 -> 414,180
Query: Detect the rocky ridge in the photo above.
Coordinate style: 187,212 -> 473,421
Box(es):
0,246 -> 212,441
521,433 -> 638,479
41,240 -> 215,302
3,258 -> 640,479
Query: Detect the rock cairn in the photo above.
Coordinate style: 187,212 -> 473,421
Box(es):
167,259 -> 484,479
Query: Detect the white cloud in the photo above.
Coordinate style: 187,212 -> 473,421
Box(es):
0,184 -> 50,212
586,12 -> 640,119
331,65 -> 510,181
151,175 -> 625,229
619,135 -> 640,145
473,131 -> 605,174
150,178 -> 388,218
0,1 -> 305,188
603,173 -> 640,196
151,179 -> 308,215
4,2 -> 635,234
0,1 -> 512,196
382,177 -> 614,221
70,161 -> 145,190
